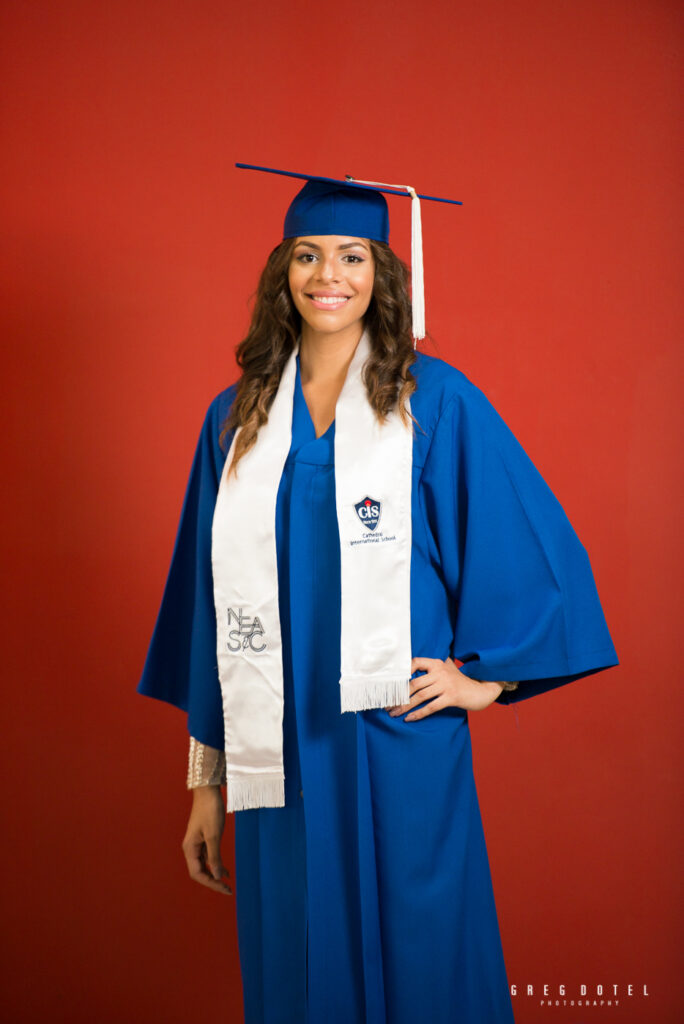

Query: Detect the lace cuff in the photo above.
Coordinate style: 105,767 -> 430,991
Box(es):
186,736 -> 227,789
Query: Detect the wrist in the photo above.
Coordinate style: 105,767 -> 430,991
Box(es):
191,783 -> 223,798
480,680 -> 505,697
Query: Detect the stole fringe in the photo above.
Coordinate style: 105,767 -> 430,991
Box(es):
340,676 -> 411,713
226,772 -> 285,813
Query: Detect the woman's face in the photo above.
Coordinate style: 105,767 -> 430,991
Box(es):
288,235 -> 375,337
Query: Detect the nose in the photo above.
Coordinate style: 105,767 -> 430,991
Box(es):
315,253 -> 341,282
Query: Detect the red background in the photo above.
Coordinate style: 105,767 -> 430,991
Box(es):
1,1 -> 681,1021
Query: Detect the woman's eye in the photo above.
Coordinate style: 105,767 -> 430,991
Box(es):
295,252 -> 364,265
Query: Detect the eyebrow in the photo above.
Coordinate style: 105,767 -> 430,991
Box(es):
293,240 -> 370,252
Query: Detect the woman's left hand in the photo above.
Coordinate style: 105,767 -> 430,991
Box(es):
386,656 -> 505,719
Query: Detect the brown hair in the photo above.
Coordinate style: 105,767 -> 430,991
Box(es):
220,238 -> 419,476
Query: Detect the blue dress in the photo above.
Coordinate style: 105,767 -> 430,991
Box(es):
138,350 -> 618,1024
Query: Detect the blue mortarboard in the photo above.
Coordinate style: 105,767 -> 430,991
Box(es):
283,180 -> 390,244
236,162 -> 462,343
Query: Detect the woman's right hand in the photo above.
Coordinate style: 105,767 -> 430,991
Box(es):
181,785 -> 233,895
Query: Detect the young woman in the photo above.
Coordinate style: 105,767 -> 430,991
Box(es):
138,172 -> 618,1024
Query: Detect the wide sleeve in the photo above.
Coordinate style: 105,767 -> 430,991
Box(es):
420,384 -> 619,704
136,389 -> 235,747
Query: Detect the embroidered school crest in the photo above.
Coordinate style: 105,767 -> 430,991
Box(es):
226,607 -> 266,653
354,496 -> 382,532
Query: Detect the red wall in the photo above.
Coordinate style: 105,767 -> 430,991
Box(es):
2,1 -> 681,1021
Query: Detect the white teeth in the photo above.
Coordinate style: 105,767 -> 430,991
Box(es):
310,295 -> 349,304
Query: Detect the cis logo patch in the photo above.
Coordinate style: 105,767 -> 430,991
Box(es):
354,496 -> 382,532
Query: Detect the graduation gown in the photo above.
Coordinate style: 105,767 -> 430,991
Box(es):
138,350 -> 619,1024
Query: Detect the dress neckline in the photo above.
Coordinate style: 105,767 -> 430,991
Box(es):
295,354 -> 336,443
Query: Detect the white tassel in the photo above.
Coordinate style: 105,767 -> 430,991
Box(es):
226,772 -> 285,812
340,676 -> 411,713
408,187 -> 425,345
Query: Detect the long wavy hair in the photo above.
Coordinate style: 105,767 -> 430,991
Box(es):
220,237 -> 419,476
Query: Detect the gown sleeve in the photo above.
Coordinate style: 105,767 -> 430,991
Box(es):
136,387 -> 236,748
420,382 -> 619,704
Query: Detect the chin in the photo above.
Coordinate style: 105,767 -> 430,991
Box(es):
305,318 -> 360,337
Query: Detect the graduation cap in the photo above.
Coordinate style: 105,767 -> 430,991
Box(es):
236,162 -> 462,344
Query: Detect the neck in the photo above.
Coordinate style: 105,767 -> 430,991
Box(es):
298,321 -> 365,386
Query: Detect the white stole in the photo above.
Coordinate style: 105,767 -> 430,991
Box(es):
211,330 -> 413,812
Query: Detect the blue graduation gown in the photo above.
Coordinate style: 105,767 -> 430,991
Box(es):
138,351 -> 618,1024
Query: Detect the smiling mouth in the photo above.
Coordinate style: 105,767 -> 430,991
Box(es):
306,293 -> 352,305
